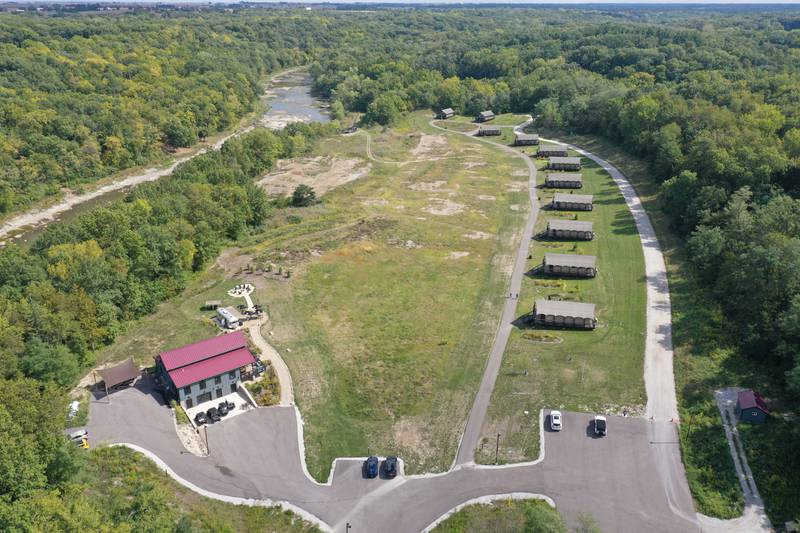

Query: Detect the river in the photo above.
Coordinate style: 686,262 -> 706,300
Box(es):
0,68 -> 328,247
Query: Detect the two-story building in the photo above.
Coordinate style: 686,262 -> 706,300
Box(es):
155,332 -> 257,409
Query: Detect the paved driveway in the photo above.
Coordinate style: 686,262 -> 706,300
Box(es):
89,386 -> 697,532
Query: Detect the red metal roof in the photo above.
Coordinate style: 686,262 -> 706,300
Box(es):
159,331 -> 247,371
738,389 -> 770,413
168,347 -> 256,389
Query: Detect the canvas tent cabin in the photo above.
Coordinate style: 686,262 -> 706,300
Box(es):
155,331 -> 257,409
549,157 -> 582,171
537,145 -> 569,157
542,253 -> 597,278
552,193 -> 593,211
476,110 -> 495,123
735,389 -> 770,424
476,126 -> 501,137
96,357 -> 141,399
532,299 -> 597,329
438,108 -> 455,119
203,300 -> 222,310
545,173 -> 582,189
546,219 -> 594,240
514,133 -> 539,146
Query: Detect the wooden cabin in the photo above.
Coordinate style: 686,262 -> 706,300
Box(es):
476,110 -> 495,123
438,108 -> 455,119
532,299 -> 597,329
545,173 -> 582,189
514,133 -> 539,146
477,126 -> 501,137
735,389 -> 770,424
537,145 -> 569,157
542,253 -> 597,278
552,193 -> 593,211
548,157 -> 582,171
546,219 -> 594,240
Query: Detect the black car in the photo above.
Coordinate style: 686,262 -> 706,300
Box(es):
382,456 -> 398,479
194,411 -> 208,425
220,400 -> 235,412
207,407 -> 221,423
364,456 -> 379,479
217,402 -> 229,416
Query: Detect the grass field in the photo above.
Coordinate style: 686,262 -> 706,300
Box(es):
538,129 -> 747,518
80,447 -> 319,532
462,140 -> 647,464
431,499 -> 569,533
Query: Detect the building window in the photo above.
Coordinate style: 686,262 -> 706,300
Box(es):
230,383 -> 237,394
199,380 -> 206,390
183,386 -> 191,395
214,376 -> 221,385
228,370 -> 236,379
186,397 -> 193,409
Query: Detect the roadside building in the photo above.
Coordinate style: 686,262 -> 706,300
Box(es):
514,133 -> 539,146
532,299 -> 597,329
537,145 -> 569,157
546,219 -> 594,240
476,126 -> 501,137
549,156 -> 582,171
438,108 -> 455,119
735,389 -> 770,424
476,110 -> 495,123
545,172 -> 582,189
155,331 -> 257,409
542,253 -> 597,278
552,192 -> 593,211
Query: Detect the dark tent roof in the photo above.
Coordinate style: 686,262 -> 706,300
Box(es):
97,357 -> 141,389
738,389 -> 770,413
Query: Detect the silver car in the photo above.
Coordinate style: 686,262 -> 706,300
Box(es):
550,410 -> 563,431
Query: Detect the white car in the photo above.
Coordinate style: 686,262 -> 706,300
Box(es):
550,410 -> 563,431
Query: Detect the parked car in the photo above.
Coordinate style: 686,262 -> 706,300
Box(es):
217,402 -> 229,416
550,410 -> 563,431
220,400 -> 235,412
383,456 -> 398,479
207,407 -> 221,423
194,411 -> 208,425
593,415 -> 607,436
68,429 -> 88,443
364,456 -> 379,479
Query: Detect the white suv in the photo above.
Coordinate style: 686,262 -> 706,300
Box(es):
550,410 -> 563,431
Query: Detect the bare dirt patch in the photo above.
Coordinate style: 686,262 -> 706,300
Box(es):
411,134 -> 451,157
464,231 -> 491,240
506,181 -> 527,191
258,156 -> 371,197
477,194 -> 496,201
422,199 -> 465,216
448,251 -> 470,260
408,180 -> 450,193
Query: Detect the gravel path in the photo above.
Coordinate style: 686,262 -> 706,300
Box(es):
248,322 -> 294,406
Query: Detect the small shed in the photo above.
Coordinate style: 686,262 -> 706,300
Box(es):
735,389 -> 770,424
532,299 -> 597,329
514,133 -> 539,146
476,110 -> 495,123
542,253 -> 597,278
549,157 -> 582,171
537,145 -> 569,157
477,126 -> 501,137
439,108 -> 455,119
96,357 -> 141,399
545,173 -> 582,189
552,193 -> 593,211
204,300 -> 222,310
546,219 -> 594,241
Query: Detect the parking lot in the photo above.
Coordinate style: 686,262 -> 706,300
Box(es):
185,389 -> 254,426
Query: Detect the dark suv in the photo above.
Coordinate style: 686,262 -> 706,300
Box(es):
382,456 -> 398,479
207,407 -> 221,423
194,411 -> 208,425
364,456 -> 379,479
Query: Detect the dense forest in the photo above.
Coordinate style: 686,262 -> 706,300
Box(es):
2,5 -> 800,528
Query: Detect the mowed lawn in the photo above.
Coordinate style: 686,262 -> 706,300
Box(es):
475,146 -> 647,464
244,112 -> 530,478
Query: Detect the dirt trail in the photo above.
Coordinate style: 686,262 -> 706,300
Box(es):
0,67 -> 305,244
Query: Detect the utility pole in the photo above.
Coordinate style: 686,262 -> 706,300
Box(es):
495,433 -> 501,464
346,523 -> 352,532
204,425 -> 209,455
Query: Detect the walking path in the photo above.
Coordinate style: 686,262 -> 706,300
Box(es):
247,322 -> 294,406
695,388 -> 771,533
430,118 -> 540,465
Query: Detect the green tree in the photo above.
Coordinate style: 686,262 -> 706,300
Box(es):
291,184 -> 316,207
